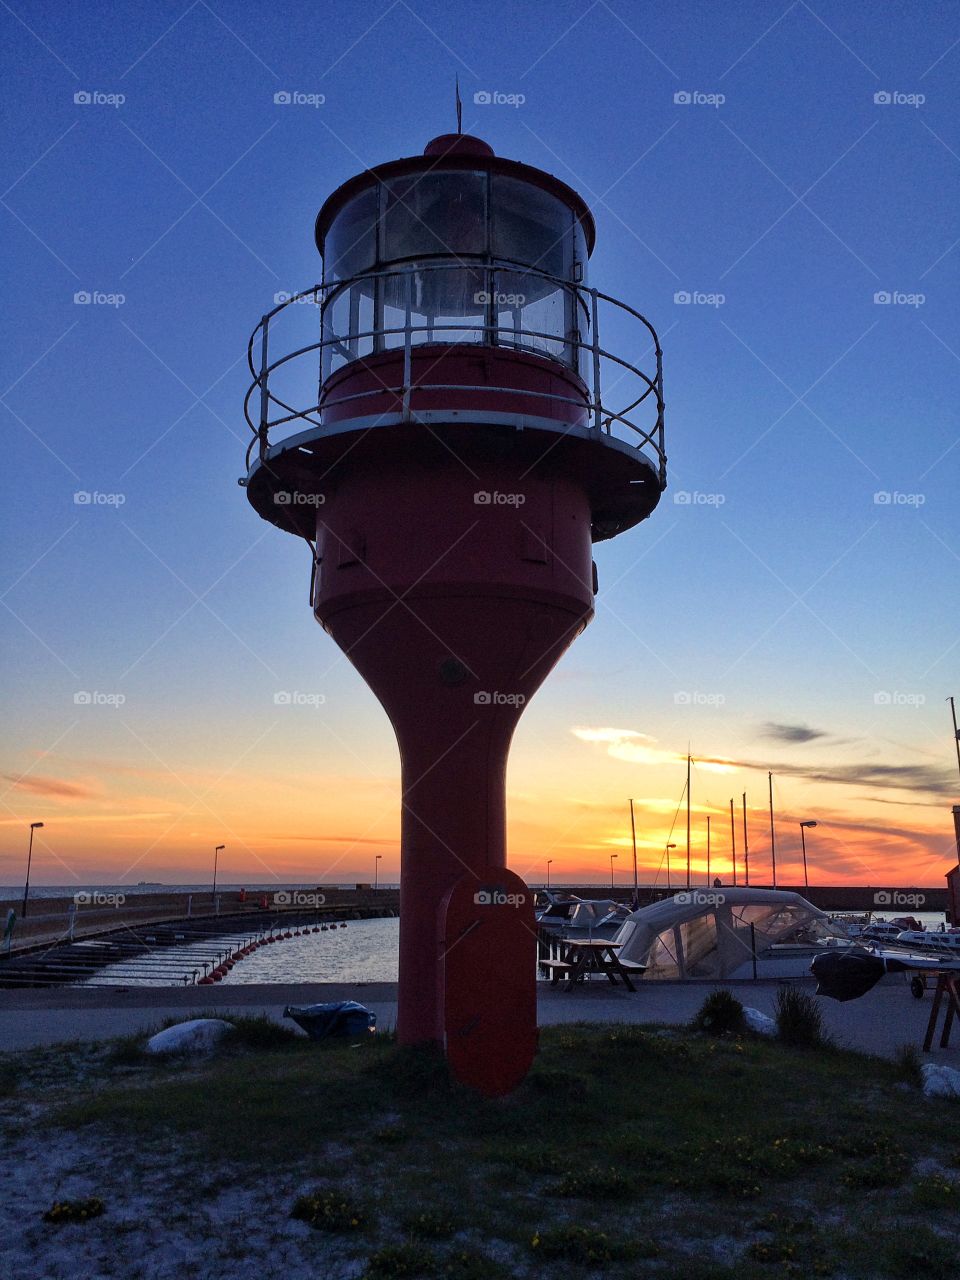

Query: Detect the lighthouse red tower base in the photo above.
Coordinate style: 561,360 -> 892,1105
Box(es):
312,428 -> 594,1088
243,131 -> 665,1094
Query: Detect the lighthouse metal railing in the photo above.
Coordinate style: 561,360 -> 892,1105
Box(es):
244,262 -> 665,488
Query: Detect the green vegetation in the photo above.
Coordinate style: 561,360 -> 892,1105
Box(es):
775,986 -> 826,1047
43,1197 -> 105,1225
692,988 -> 747,1037
1,1017 -> 958,1277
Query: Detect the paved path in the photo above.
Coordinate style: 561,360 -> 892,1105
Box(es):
0,976 -> 956,1063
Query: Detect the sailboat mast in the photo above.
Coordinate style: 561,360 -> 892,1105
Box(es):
730,797 -> 737,886
742,792 -> 750,886
686,754 -> 692,890
769,771 -> 777,888
706,815 -> 711,885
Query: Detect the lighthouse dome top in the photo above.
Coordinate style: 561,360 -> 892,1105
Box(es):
314,134 -> 596,267
422,132 -> 495,158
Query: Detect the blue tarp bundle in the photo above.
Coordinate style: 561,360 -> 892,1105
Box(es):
283,1000 -> 377,1040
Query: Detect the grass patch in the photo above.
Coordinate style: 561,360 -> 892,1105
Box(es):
43,1197 -> 105,1225
775,987 -> 825,1047
14,1018 -> 960,1278
531,1224 -> 658,1262
693,988 -> 746,1037
290,1187 -> 369,1232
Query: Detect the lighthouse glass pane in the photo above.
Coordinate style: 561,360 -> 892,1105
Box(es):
322,280 -> 377,376
491,176 -> 571,279
325,187 -> 378,281
494,268 -> 572,366
381,172 -> 486,263
380,265 -> 486,350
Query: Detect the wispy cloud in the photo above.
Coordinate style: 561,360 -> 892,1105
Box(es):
1,773 -> 98,800
761,721 -> 826,744
574,727 -> 953,797
571,728 -> 737,774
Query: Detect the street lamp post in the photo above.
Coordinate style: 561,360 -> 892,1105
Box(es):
546,859 -> 553,889
666,843 -> 676,890
629,798 -> 638,895
375,854 -> 382,889
799,821 -> 817,890
213,845 -> 225,905
22,822 -> 44,918
610,853 -> 618,890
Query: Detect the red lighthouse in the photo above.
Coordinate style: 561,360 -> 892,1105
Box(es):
242,131 -> 665,1094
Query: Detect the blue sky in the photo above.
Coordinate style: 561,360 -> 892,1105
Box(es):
1,0 -> 958,886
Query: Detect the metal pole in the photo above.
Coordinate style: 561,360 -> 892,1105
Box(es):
547,859 -> 553,889
590,289 -> 602,432
22,822 -> 43,918
706,815 -> 711,886
375,855 -> 381,890
742,793 -> 749,886
213,845 -> 224,904
258,316 -> 269,460
768,772 -> 776,888
800,824 -> 809,890
686,754 -> 692,890
610,854 -> 617,890
950,696 -> 960,782
629,799 -> 638,895
730,798 -> 737,886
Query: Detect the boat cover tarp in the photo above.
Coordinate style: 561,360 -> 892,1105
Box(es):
284,1001 -> 376,1039
614,888 -> 850,980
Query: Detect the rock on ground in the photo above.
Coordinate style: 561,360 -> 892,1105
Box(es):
145,1019 -> 234,1055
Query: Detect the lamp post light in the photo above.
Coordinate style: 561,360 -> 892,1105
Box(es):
22,822 -> 44,918
546,858 -> 553,890
213,845 -> 225,904
610,853 -> 618,890
375,854 -> 382,889
665,843 -> 676,891
799,821 -> 817,890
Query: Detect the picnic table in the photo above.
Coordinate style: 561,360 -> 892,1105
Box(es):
540,937 -> 644,992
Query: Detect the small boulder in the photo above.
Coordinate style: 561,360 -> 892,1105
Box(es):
921,1063 -> 960,1099
743,1007 -> 777,1037
146,1018 -> 235,1056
